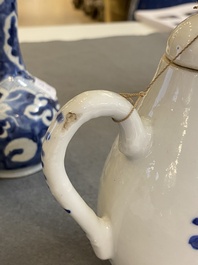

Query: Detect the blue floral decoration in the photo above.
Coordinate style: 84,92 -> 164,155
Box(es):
189,218 -> 198,250
0,87 -> 59,170
0,0 -> 32,81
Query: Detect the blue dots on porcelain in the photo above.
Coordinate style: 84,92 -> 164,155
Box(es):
189,236 -> 198,250
65,209 -> 71,214
56,112 -> 64,123
45,131 -> 51,141
189,218 -> 198,250
192,218 -> 198,226
43,112 -> 64,142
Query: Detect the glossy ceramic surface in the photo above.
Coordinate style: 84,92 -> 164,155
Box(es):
166,13 -> 198,70
0,0 -> 59,177
98,57 -> 198,265
42,14 -> 198,265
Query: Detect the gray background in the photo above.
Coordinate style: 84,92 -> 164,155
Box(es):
0,33 -> 167,265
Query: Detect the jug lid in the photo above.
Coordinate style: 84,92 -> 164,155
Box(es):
166,13 -> 198,70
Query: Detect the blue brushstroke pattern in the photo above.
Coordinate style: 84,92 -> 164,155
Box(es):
192,218 -> 198,226
0,0 -> 32,81
0,88 -> 59,170
189,236 -> 198,250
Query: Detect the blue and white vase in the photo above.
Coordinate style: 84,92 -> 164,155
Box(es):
0,0 -> 59,177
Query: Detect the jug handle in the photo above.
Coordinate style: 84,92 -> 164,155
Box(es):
42,90 -> 151,260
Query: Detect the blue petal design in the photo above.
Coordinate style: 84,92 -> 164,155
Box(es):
192,218 -> 198,226
189,236 -> 198,250
56,112 -> 64,123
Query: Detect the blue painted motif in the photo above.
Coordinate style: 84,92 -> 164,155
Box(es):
192,218 -> 198,226
0,0 -> 32,81
189,236 -> 198,250
45,131 -> 51,141
189,217 -> 198,249
56,112 -> 64,123
0,86 -> 59,170
65,209 -> 71,214
0,1 -> 60,171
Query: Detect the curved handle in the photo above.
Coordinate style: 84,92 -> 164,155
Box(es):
41,90 -> 151,260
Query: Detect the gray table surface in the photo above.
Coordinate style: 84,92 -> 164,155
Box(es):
0,33 -> 168,265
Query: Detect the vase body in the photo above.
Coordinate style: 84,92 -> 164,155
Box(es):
0,0 -> 59,177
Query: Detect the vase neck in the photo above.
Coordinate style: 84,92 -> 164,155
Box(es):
0,0 -> 32,82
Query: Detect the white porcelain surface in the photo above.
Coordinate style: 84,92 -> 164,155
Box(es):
42,14 -> 198,265
98,56 -> 198,264
166,13 -> 198,69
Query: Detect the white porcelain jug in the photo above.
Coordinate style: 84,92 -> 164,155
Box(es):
42,14 -> 198,265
